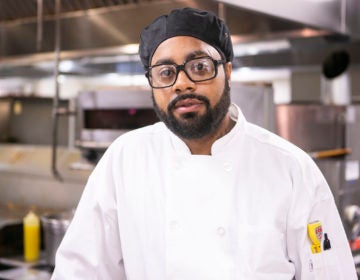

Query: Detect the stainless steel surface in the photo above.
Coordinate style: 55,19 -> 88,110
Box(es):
0,203 -> 68,230
231,83 -> 275,132
276,104 -> 346,152
0,203 -> 64,263
0,255 -> 52,280
0,0 -> 320,53
276,104 -> 360,241
51,0 -> 63,181
0,204 -> 28,229
0,0 -> 359,77
76,88 -> 156,152
0,97 -> 70,146
219,0 -> 359,36
41,211 -> 73,266
344,205 -> 360,241
0,144 -> 90,210
0,102 -> 11,142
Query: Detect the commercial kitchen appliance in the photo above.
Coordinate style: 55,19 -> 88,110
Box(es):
75,88 -> 159,163
276,103 -> 360,271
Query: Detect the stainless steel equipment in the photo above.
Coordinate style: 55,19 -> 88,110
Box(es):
276,103 -> 346,152
231,83 -> 275,132
76,89 -> 158,162
0,97 -> 69,145
41,210 -> 74,266
0,0 -> 360,78
276,102 -> 360,275
276,103 -> 360,238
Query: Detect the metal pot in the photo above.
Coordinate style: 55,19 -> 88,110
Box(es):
41,210 -> 74,266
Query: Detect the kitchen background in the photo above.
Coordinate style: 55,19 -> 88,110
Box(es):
0,0 -> 360,278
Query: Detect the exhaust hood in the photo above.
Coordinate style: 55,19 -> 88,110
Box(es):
0,0 -> 359,76
220,0 -> 360,37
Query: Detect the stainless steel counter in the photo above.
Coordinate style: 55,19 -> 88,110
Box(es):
0,255 -> 52,280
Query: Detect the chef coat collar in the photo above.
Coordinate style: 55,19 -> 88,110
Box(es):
168,103 -> 246,156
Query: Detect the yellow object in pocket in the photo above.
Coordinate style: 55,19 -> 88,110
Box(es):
307,221 -> 323,254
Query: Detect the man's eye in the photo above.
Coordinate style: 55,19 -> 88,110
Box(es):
191,61 -> 211,73
158,67 -> 175,78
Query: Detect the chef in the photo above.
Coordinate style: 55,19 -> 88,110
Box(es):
51,7 -> 357,280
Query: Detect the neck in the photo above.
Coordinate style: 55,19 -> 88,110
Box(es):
182,113 -> 235,155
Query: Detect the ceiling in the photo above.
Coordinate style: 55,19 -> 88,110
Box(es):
0,0 -> 150,22
0,0 -> 359,77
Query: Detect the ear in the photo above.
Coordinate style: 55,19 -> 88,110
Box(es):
224,62 -> 232,81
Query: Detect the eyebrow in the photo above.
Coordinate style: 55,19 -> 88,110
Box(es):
152,50 -> 210,66
186,50 -> 210,60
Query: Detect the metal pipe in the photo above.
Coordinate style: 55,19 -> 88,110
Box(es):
36,0 -> 43,52
218,2 -> 225,21
52,0 -> 63,181
340,0 -> 347,33
67,99 -> 77,149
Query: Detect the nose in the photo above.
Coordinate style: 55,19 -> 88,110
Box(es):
172,69 -> 195,93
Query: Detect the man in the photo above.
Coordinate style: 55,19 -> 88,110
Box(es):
52,8 -> 357,280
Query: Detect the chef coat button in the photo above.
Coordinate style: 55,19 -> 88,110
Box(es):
217,227 -> 226,237
169,220 -> 179,230
223,162 -> 232,171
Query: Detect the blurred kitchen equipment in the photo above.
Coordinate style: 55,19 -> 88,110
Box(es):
345,205 -> 360,241
0,97 -> 70,145
309,147 -> 351,159
345,205 -> 360,275
321,50 -> 351,105
230,83 -> 275,132
276,103 -> 360,241
40,210 -> 74,266
76,89 -> 158,163
276,104 -> 346,152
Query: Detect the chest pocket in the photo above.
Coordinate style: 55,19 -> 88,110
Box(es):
236,225 -> 295,279
310,250 -> 342,280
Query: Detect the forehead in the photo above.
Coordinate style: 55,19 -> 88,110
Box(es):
151,36 -> 221,65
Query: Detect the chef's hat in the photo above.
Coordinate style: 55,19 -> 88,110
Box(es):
139,7 -> 234,69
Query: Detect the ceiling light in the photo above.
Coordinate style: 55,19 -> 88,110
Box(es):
118,44 -> 139,55
232,39 -> 291,56
59,60 -> 75,72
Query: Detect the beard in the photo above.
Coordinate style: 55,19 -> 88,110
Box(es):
152,79 -> 231,139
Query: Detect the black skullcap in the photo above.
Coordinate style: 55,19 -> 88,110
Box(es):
139,7 -> 233,69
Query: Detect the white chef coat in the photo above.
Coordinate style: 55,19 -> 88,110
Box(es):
52,104 -> 357,280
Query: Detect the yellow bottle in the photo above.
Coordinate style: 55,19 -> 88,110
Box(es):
23,211 -> 40,262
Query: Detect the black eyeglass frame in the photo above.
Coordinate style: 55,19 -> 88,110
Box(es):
145,56 -> 226,89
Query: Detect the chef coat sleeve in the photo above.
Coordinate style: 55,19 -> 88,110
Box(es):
51,146 -> 126,280
286,154 -> 357,280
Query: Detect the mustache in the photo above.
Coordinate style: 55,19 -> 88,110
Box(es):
167,94 -> 210,111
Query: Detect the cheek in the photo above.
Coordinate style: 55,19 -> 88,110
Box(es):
153,91 -> 170,108
208,79 -> 226,103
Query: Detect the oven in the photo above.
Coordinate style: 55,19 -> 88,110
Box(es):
76,89 -> 158,162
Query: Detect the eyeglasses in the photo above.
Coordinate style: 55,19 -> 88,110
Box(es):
146,56 -> 226,89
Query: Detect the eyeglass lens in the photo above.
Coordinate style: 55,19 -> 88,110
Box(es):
149,57 -> 218,88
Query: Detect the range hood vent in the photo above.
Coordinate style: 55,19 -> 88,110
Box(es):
0,0 -> 359,74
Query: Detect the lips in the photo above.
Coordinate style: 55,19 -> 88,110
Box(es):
173,98 -> 204,114
175,98 -> 203,108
